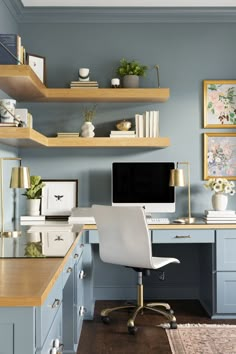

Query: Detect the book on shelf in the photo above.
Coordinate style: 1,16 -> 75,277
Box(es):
204,218 -> 236,224
0,34 -> 22,64
135,111 -> 159,138
71,81 -> 98,84
0,122 -> 18,127
57,132 -> 80,137
20,215 -> 46,221
68,216 -> 96,224
110,130 -> 136,138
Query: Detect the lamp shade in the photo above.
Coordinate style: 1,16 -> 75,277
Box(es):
10,166 -> 30,188
169,168 -> 185,187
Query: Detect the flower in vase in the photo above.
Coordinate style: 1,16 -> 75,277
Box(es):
204,178 -> 235,196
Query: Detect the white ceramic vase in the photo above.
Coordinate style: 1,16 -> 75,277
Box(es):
26,199 -> 41,216
81,121 -> 95,137
212,192 -> 228,211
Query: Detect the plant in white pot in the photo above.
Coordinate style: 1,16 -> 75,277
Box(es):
22,176 -> 45,216
116,58 -> 148,88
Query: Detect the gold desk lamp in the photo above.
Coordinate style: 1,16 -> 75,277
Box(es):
0,157 -> 30,238
169,161 -> 195,224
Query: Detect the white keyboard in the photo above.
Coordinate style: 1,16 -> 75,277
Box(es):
146,217 -> 170,225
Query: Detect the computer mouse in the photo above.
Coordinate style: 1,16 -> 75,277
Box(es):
173,218 -> 186,224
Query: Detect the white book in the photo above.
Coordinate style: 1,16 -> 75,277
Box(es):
205,209 -> 236,216
135,114 -> 139,137
110,135 -> 136,138
68,216 -> 96,224
153,111 -> 159,137
138,114 -> 144,138
204,216 -> 236,220
144,111 -> 150,137
149,111 -> 154,137
110,130 -> 135,135
21,220 -> 46,225
21,215 -> 45,221
205,220 -> 236,224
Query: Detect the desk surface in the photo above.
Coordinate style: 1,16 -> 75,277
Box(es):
84,222 -> 236,230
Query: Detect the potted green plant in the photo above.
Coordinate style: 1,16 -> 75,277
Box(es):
116,58 -> 148,88
22,176 -> 45,216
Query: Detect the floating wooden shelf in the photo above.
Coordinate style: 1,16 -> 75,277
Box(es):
0,128 -> 170,148
0,65 -> 170,102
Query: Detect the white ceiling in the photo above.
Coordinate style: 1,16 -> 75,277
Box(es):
20,0 -> 236,7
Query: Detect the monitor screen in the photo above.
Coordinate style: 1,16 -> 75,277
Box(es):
112,162 -> 175,214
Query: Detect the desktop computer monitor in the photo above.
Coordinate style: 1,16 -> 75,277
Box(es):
112,162 -> 175,214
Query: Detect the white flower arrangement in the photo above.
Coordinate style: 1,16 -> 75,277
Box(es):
204,178 -> 235,195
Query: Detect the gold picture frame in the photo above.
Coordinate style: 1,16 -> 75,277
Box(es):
204,133 -> 236,180
203,80 -> 236,128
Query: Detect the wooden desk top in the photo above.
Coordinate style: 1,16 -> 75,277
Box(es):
0,230 -> 83,307
84,223 -> 236,230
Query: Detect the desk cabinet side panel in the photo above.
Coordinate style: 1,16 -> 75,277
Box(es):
216,230 -> 236,271
0,307 -> 35,354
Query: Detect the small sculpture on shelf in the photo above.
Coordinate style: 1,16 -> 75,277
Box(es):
81,105 -> 97,138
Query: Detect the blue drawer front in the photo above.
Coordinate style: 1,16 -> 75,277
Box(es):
152,229 -> 215,243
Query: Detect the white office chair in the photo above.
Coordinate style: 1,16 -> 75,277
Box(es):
92,205 -> 180,334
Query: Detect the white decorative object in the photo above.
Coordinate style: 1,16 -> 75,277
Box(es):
81,121 -> 95,137
0,99 -> 16,123
212,193 -> 228,211
79,68 -> 90,81
111,78 -> 120,88
26,199 -> 41,216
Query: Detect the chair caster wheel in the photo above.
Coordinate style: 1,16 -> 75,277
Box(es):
101,316 -> 110,324
170,321 -> 177,329
128,326 -> 138,335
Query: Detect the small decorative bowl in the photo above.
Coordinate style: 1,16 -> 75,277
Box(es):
116,120 -> 132,131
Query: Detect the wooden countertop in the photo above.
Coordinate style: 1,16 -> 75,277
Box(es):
0,230 -> 83,307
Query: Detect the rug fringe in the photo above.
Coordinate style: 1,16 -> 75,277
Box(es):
157,323 -> 236,329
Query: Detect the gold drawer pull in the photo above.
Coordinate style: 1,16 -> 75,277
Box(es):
175,235 -> 191,239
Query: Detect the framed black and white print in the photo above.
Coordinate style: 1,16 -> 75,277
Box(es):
41,179 -> 78,217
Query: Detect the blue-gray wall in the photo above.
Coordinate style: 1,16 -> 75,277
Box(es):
2,2 -> 236,218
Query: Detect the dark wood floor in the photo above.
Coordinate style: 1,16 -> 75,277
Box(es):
77,300 -> 236,354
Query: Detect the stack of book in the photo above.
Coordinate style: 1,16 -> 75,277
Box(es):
135,111 -> 159,138
70,81 -> 99,89
204,210 -> 236,223
110,130 -> 136,138
57,132 -> 79,138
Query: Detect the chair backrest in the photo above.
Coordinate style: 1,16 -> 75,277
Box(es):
92,205 -> 154,269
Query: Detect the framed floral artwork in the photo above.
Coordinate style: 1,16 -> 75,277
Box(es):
203,80 -> 236,128
204,133 -> 236,180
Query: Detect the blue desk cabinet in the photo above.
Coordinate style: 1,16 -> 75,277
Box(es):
0,231 -> 85,354
216,230 -> 236,315
63,237 -> 85,353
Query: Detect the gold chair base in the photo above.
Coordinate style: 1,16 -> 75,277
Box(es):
100,284 -> 177,333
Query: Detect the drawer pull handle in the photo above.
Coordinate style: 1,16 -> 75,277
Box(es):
74,253 -> 79,259
175,235 -> 191,239
66,267 -> 73,273
51,298 -> 61,308
79,270 -> 86,279
79,305 -> 87,317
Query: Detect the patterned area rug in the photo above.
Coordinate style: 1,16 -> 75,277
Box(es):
165,324 -> 236,354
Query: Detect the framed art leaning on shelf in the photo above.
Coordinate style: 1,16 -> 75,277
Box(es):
26,53 -> 46,84
204,133 -> 236,180
203,80 -> 236,128
41,179 -> 78,218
